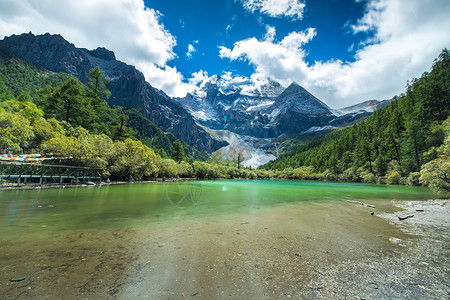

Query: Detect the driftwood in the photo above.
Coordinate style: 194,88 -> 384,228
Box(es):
398,215 -> 414,220
347,200 -> 376,209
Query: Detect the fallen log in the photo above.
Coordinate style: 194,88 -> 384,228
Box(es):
398,215 -> 414,221
347,200 -> 376,208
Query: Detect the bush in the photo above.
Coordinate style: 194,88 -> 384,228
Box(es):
339,167 -> 360,182
108,138 -> 158,180
226,167 -> 240,179
407,172 -> 421,186
361,171 -> 377,184
399,177 -> 408,185
386,171 -> 401,185
176,162 -> 194,178
322,169 -> 337,181
159,159 -> 178,178
420,158 -> 450,196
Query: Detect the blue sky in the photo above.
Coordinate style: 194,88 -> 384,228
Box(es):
149,0 -> 368,78
1,0 -> 449,107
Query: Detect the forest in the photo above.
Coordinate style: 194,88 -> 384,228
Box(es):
0,48 -> 448,195
261,49 -> 449,196
0,54 -> 274,181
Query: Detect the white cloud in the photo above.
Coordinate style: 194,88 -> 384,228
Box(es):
219,28 -> 316,84
221,0 -> 450,107
189,70 -> 210,87
264,25 -> 276,42
239,0 -> 306,19
0,0 -> 192,97
186,43 -> 197,59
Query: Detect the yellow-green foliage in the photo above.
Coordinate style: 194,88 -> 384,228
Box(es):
108,138 -> 159,180
192,161 -> 226,179
386,171 -> 401,185
420,117 -> 450,196
42,126 -> 113,171
176,162 -> 194,178
0,106 -> 34,152
159,159 -> 178,178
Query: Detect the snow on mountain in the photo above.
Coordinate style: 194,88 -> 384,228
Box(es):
271,82 -> 332,116
337,100 -> 390,114
175,74 -> 386,167
206,129 -> 276,169
303,125 -> 334,134
175,73 -> 284,124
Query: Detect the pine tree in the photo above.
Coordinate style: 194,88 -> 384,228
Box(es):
171,140 -> 184,163
237,151 -> 244,169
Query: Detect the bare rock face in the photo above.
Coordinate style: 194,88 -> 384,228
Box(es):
267,82 -> 335,135
175,75 -> 388,140
0,33 -> 225,153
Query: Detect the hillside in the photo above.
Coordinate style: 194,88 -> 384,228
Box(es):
0,33 -> 224,154
0,47 -> 209,160
261,49 -> 449,194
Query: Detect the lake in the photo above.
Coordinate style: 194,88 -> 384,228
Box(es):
1,180 -> 448,299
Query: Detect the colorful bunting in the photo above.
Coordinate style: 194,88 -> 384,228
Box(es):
0,154 -> 73,162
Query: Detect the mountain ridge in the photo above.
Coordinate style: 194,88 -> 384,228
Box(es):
175,74 -> 385,138
0,32 -> 225,153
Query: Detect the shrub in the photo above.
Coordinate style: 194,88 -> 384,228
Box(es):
339,167 -> 360,182
361,171 -> 377,184
386,171 -> 401,185
420,158 -> 450,196
407,172 -> 421,186
322,169 -> 337,181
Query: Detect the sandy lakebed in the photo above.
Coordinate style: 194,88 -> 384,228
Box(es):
1,192 -> 449,299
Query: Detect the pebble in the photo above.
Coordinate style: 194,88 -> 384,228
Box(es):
10,277 -> 25,282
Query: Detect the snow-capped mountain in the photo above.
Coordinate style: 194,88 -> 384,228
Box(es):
176,74 -> 283,124
266,82 -> 335,134
176,76 -> 339,138
175,74 -> 388,166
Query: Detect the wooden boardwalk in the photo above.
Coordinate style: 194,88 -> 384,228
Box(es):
0,162 -> 102,184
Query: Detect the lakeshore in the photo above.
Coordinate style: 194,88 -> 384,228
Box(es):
0,181 -> 448,299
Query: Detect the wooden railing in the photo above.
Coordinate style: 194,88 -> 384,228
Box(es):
0,162 -> 102,184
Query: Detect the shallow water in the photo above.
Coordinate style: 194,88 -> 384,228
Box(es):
0,180 -> 434,233
0,180 -> 447,299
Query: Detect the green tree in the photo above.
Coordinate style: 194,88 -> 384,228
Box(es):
237,151 -> 244,169
86,67 -> 111,127
86,67 -> 111,100
171,139 -> 185,163
157,148 -> 168,158
42,77 -> 94,129
374,154 -> 387,176
0,106 -> 34,153
0,78 -> 13,101
113,107 -> 134,140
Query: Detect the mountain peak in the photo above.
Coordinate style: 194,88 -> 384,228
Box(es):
83,47 -> 116,61
274,82 -> 331,115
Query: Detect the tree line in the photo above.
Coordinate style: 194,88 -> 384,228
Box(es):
261,49 -> 449,196
1,48 -> 448,193
0,61 -> 277,181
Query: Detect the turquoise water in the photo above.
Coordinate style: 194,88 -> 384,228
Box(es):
0,180 -> 434,234
0,180 -> 443,299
